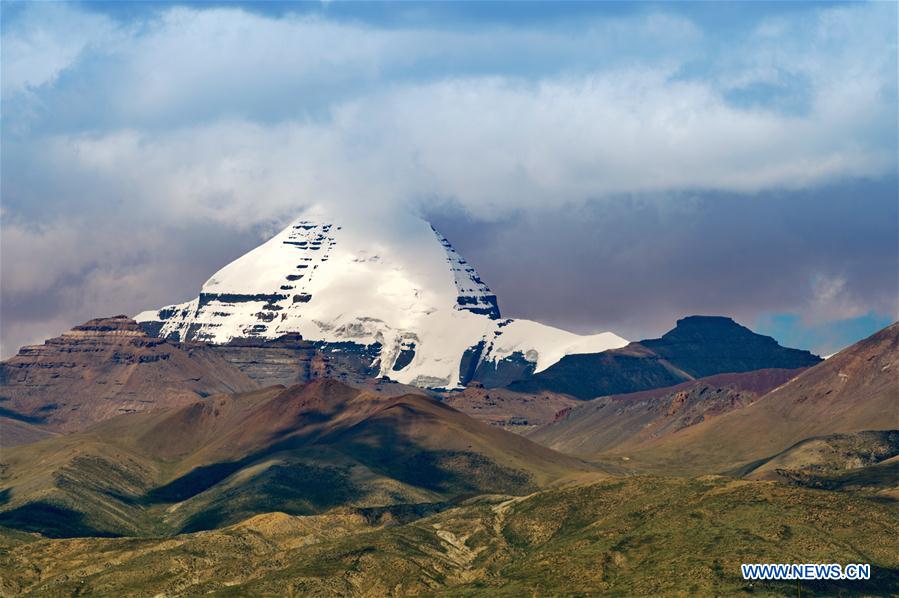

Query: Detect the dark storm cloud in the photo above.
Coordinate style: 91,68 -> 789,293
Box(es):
428,177 -> 898,352
0,218 -> 272,356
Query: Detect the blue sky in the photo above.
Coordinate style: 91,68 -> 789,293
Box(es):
1,0 -> 896,356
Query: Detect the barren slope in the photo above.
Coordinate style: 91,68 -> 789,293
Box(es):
530,368 -> 802,456
606,322 -> 899,474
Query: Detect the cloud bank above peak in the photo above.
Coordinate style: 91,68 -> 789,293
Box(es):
4,2 -> 896,221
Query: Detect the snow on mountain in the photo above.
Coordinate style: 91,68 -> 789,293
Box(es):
135,209 -> 627,388
486,319 -> 629,373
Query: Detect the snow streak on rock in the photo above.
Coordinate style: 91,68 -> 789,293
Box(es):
431,226 -> 500,320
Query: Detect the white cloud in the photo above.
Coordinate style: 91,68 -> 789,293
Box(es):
0,3 -> 121,98
14,62 -> 891,230
805,273 -> 871,324
2,2 -> 893,225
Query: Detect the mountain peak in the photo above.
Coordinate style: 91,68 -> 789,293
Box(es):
508,315 -> 822,399
135,211 -> 627,389
644,315 -> 820,378
431,225 -> 501,319
675,314 -> 740,327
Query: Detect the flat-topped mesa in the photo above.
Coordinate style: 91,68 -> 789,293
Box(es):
655,315 -> 770,344
135,210 -> 628,389
70,315 -> 147,334
59,315 -> 149,339
15,316 -> 162,359
641,315 -> 821,378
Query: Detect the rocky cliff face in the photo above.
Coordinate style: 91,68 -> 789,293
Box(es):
440,385 -> 580,432
208,335 -> 381,387
0,316 -> 257,435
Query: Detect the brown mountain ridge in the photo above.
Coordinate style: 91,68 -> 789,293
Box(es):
533,321 -> 899,475
0,316 -> 258,442
0,379 -> 596,538
529,367 -> 804,456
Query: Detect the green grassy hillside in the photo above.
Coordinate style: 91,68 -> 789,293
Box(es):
2,476 -> 896,596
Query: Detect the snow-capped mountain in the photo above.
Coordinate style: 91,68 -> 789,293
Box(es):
135,209 -> 627,388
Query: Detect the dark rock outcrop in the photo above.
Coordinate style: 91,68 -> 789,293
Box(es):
640,316 -> 821,377
464,350 -> 537,388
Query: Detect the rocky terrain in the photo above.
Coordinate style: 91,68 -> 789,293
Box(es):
442,317 -> 824,432
739,430 -> 899,486
0,316 -> 256,439
208,334 -> 381,387
566,322 -> 899,475
440,384 -> 579,431
0,315 -> 895,596
0,418 -> 56,448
